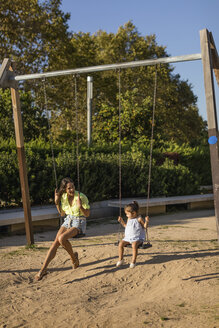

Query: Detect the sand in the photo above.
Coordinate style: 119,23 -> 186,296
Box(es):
0,209 -> 218,328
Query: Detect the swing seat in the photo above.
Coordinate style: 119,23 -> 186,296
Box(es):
114,241 -> 152,249
124,241 -> 152,249
139,241 -> 152,249
73,233 -> 86,238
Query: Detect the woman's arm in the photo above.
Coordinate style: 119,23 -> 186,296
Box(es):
54,189 -> 65,216
77,194 -> 90,217
79,206 -> 90,217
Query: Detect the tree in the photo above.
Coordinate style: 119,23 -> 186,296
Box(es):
0,0 -> 74,74
90,22 -> 207,145
0,0 -> 75,141
0,89 -> 15,139
0,89 -> 48,141
1,9 -> 207,146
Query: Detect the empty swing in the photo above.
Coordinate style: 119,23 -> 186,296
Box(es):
72,74 -> 86,238
115,66 -> 158,249
42,75 -> 86,238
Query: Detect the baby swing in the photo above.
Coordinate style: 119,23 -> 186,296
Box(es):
115,66 -> 158,249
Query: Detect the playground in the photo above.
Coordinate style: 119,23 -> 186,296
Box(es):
0,209 -> 218,328
0,18 -> 218,328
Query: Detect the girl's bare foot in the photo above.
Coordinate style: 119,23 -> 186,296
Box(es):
71,252 -> 79,269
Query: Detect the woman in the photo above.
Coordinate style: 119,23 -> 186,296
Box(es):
35,177 -> 90,281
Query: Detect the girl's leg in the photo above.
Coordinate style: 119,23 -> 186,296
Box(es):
118,240 -> 130,260
131,241 -> 142,264
35,226 -> 67,280
57,227 -> 79,268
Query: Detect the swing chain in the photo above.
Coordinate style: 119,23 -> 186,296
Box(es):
42,78 -> 58,189
72,75 -> 80,192
115,69 -> 123,244
118,69 -> 122,218
146,65 -> 158,217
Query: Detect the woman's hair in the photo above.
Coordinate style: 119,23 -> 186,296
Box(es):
57,177 -> 74,196
124,201 -> 139,214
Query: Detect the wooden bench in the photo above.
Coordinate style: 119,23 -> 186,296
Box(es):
108,194 -> 214,215
0,201 -> 118,233
0,205 -> 60,232
0,194 -> 214,233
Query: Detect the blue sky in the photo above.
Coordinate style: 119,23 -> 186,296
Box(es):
61,0 -> 219,122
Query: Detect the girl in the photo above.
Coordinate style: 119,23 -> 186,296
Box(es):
116,201 -> 149,268
35,177 -> 90,281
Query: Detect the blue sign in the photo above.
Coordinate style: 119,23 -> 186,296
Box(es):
208,136 -> 218,145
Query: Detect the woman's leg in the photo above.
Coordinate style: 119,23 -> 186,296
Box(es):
57,227 -> 79,268
35,226 -> 67,280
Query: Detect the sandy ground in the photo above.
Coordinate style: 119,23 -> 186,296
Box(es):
0,209 -> 219,328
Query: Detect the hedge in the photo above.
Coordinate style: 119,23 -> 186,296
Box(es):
0,139 -> 212,207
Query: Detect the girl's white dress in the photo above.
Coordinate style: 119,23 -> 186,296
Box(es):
123,218 -> 145,243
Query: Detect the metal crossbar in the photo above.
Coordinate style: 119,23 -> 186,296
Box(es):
13,54 -> 202,82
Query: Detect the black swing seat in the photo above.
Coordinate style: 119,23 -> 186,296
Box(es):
138,241 -> 152,249
73,233 -> 86,238
125,241 -> 152,249
114,241 -> 152,249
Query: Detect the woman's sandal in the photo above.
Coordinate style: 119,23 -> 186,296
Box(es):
72,252 -> 79,269
35,270 -> 48,281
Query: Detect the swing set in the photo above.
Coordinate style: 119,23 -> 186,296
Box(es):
42,68 -> 155,247
0,29 -> 218,246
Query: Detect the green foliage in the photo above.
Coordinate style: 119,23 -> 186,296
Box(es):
0,5 -> 211,207
0,10 -> 207,146
0,139 -> 212,207
0,89 -> 48,141
0,89 -> 15,139
0,0 -> 73,74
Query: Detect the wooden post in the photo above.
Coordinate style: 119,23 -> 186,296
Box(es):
209,32 -> 219,87
200,29 -> 219,242
10,64 -> 34,245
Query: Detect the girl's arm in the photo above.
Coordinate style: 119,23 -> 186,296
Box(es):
138,215 -> 150,229
144,216 -> 150,229
118,216 -> 126,227
138,216 -> 145,228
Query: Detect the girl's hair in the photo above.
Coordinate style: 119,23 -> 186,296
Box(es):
58,177 -> 74,196
124,201 -> 139,214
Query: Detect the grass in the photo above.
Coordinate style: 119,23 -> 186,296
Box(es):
157,225 -> 188,229
210,239 -> 218,244
2,245 -> 49,258
160,317 -> 169,321
191,244 -> 198,247
25,244 -> 39,250
87,217 -> 117,226
177,303 -> 186,307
